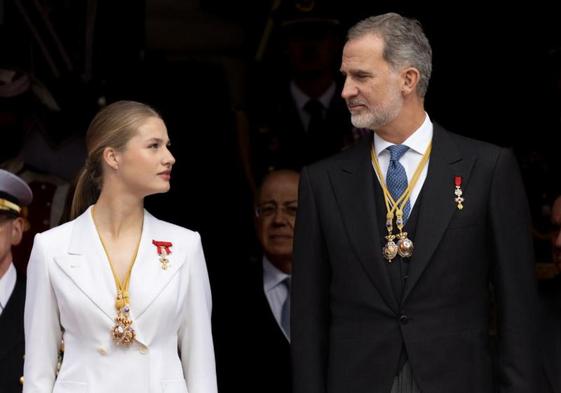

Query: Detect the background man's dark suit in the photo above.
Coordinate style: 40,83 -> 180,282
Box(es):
252,83 -> 352,177
213,257 -> 291,393
292,125 -> 539,393
0,278 -> 25,393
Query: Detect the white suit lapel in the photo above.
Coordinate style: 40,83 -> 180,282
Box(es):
53,208 -> 186,342
129,212 -> 186,320
54,206 -> 116,321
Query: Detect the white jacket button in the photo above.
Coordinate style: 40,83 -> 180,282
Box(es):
97,346 -> 108,355
139,345 -> 149,354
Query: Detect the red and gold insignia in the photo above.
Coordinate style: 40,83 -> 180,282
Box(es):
454,176 -> 464,210
152,240 -> 173,270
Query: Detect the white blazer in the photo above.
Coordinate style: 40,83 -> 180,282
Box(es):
23,206 -> 217,393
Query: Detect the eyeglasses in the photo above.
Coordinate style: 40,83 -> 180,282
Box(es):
255,202 -> 298,218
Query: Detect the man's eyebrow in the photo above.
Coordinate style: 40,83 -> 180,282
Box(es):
258,199 -> 298,205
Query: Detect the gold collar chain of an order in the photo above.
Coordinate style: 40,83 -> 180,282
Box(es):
370,142 -> 432,262
92,207 -> 142,346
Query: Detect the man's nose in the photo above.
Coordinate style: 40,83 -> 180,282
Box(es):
341,78 -> 357,100
271,208 -> 291,225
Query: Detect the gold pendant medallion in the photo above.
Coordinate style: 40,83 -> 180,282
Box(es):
112,305 -> 136,345
397,233 -> 414,258
383,237 -> 399,262
370,142 -> 432,264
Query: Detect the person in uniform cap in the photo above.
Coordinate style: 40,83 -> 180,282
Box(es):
0,169 -> 33,393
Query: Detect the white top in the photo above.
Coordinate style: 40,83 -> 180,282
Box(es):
290,80 -> 336,131
372,113 -> 433,209
262,256 -> 290,340
0,262 -> 16,315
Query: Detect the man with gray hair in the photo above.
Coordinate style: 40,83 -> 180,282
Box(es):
292,12 -> 539,393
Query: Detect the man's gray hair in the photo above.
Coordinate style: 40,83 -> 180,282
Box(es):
347,13 -> 432,97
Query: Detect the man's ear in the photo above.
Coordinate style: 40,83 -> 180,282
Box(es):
10,217 -> 24,246
401,67 -> 420,95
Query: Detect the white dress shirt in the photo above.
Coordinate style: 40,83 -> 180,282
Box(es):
0,262 -> 16,315
372,113 -> 433,209
290,80 -> 336,131
262,256 -> 291,340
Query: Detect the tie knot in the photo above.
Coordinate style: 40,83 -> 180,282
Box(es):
387,144 -> 409,162
304,99 -> 324,116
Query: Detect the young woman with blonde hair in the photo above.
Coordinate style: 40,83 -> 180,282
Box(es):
24,100 -> 217,393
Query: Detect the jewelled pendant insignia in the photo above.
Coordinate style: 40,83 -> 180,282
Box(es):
454,176 -> 464,210
383,236 -> 399,262
397,232 -> 414,258
112,304 -> 136,345
370,143 -> 432,264
152,240 -> 173,270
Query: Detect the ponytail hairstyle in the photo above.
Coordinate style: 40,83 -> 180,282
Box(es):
70,100 -> 161,219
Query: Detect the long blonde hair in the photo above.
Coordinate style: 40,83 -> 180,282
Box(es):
70,100 -> 161,219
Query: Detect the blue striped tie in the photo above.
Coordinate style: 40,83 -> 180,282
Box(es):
386,145 -> 411,221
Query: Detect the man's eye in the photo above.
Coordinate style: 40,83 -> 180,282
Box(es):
261,206 -> 276,215
286,206 -> 298,216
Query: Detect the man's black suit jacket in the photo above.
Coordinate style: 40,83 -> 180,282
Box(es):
0,278 -> 25,393
292,125 -> 540,393
213,257 -> 291,393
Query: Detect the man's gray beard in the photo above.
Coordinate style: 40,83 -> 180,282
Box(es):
350,110 -> 394,130
350,111 -> 376,129
350,95 -> 403,130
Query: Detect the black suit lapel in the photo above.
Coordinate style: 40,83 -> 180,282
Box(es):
402,125 -> 475,303
0,278 -> 25,361
328,138 -> 399,313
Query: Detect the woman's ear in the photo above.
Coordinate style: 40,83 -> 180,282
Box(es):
102,147 -> 120,171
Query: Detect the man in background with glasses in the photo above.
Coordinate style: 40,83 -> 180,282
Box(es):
213,169 -> 299,393
255,169 -> 299,288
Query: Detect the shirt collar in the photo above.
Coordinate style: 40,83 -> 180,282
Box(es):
373,112 -> 433,157
290,80 -> 337,111
262,256 -> 291,292
0,262 -> 17,309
